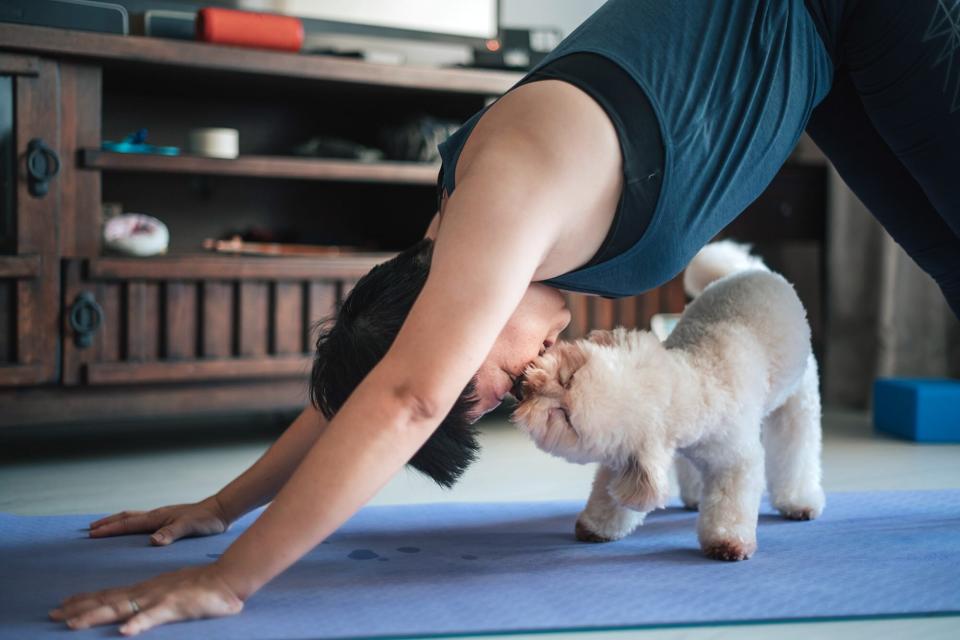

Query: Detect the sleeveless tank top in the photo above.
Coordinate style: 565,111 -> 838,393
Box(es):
438,0 -> 833,297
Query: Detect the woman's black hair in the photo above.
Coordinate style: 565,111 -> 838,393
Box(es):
309,238 -> 481,488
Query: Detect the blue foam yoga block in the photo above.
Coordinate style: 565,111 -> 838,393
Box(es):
873,378 -> 960,442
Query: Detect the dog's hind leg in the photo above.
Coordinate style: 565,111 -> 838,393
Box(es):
693,433 -> 764,561
575,465 -> 644,542
763,355 -> 825,521
675,453 -> 702,511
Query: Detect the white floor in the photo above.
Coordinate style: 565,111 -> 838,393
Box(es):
1,409 -> 958,639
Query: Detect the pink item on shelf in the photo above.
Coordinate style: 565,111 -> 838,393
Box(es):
103,213 -> 170,256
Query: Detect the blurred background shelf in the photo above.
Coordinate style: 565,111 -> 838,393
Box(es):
81,149 -> 440,184
0,23 -> 520,94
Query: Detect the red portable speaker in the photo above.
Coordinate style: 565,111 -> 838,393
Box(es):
196,7 -> 304,53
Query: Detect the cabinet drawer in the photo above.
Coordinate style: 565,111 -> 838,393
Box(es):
61,255 -> 388,385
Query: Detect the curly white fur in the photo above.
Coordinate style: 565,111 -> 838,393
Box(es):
511,241 -> 825,561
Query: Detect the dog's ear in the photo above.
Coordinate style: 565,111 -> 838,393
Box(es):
586,329 -> 617,347
557,340 -> 588,370
586,327 -> 633,349
555,341 -> 588,388
607,455 -> 668,512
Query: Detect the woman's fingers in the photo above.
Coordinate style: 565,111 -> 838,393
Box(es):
149,522 -> 184,546
89,512 -> 158,538
63,596 -> 140,630
50,588 -> 133,622
52,565 -> 245,634
89,510 -> 146,529
119,600 -> 178,636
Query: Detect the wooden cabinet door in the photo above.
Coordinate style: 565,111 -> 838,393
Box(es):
0,56 -> 59,386
61,255 -> 378,386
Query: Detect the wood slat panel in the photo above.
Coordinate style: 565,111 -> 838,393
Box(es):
96,282 -> 121,363
337,280 -> 357,309
306,282 -> 337,350
238,282 -> 268,358
273,282 -> 303,355
16,276 -> 41,366
661,278 -> 687,314
86,355 -> 311,385
143,283 -> 161,360
0,280 -> 12,363
201,281 -> 233,358
125,282 -> 148,361
164,282 -> 197,359
637,290 -> 660,330
617,296 -> 637,329
564,294 -> 589,340
89,255 -> 389,281
591,298 -> 616,331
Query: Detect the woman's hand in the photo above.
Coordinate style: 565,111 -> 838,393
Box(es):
48,564 -> 244,635
88,496 -> 231,545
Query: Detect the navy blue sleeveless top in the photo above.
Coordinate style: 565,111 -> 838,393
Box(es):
437,0 -> 834,297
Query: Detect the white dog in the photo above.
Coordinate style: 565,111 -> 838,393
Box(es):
511,241 -> 825,561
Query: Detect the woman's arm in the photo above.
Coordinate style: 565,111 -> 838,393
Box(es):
212,146 -> 567,601
213,207 -> 446,523
212,405 -> 328,523
214,210 -> 444,524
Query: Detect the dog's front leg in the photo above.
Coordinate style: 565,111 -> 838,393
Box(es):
575,465 -> 644,542
606,447 -> 673,514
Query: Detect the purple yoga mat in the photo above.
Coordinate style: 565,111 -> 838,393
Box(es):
1,490 -> 958,639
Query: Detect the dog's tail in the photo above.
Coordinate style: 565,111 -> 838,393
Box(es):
682,240 -> 769,298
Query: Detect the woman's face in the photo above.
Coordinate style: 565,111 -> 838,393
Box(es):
470,284 -> 571,421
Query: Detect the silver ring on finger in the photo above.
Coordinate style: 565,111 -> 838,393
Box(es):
129,598 -> 141,615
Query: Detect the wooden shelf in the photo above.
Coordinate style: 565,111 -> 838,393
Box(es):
86,254 -> 393,281
81,149 -> 440,184
0,23 -> 522,95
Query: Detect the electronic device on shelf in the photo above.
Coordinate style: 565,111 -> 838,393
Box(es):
0,0 -> 128,34
471,27 -> 562,70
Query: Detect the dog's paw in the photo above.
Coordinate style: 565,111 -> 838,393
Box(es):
701,539 -> 756,561
574,507 -> 641,542
779,507 -> 818,521
574,519 -> 615,543
774,489 -> 825,521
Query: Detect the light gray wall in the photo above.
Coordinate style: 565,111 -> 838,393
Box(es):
501,0 -> 606,37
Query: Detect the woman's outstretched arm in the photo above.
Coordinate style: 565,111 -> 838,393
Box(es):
213,150 -> 565,601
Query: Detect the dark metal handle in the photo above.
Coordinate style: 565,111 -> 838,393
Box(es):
27,138 -> 60,197
69,292 -> 103,349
